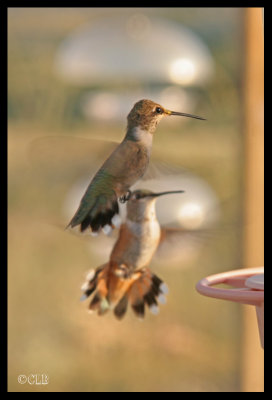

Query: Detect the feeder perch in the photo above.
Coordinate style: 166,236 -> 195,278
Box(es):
196,267 -> 264,348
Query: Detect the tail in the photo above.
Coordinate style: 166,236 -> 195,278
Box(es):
67,189 -> 119,233
80,264 -> 168,319
118,268 -> 169,320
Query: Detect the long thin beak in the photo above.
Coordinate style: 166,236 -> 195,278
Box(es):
164,109 -> 206,121
147,190 -> 185,198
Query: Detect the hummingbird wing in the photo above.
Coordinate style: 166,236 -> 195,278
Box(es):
154,195 -> 237,265
27,135 -> 119,228
28,135 -> 118,180
28,134 -> 218,236
67,138 -> 150,232
29,134 -> 190,188
29,135 -> 151,233
140,160 -> 192,181
159,225 -> 215,252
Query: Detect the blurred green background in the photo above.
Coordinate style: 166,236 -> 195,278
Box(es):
8,8 -> 249,392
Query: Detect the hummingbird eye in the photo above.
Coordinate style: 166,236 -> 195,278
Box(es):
155,107 -> 163,114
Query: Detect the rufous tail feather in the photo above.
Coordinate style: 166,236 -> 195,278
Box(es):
80,264 -> 168,319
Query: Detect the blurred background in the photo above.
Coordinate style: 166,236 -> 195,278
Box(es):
8,8 -> 264,392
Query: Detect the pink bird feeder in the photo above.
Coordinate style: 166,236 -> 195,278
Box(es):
196,267 -> 264,348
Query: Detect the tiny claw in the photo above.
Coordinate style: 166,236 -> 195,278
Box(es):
119,190 -> 132,204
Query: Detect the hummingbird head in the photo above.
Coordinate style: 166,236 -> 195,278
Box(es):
126,189 -> 185,222
127,99 -> 205,134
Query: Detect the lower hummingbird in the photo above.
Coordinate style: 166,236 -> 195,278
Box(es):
80,188 -> 185,319
67,99 -> 205,234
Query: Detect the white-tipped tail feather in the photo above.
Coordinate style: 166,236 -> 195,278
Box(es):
159,282 -> 169,295
149,304 -> 160,315
80,264 -> 168,320
157,293 -> 167,304
102,224 -> 113,235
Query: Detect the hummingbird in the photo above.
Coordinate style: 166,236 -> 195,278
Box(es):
67,99 -> 205,234
80,188 -> 185,319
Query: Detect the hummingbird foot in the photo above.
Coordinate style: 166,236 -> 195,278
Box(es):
119,190 -> 132,204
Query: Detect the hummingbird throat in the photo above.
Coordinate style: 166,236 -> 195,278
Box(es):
125,126 -> 154,146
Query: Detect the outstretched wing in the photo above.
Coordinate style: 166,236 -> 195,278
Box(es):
156,225 -> 216,260
28,135 -> 118,227
28,135 -> 191,230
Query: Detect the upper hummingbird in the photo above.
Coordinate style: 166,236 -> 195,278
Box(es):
80,188 -> 185,319
67,99 -> 205,234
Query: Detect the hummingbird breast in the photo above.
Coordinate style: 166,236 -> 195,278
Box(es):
111,217 -> 161,271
